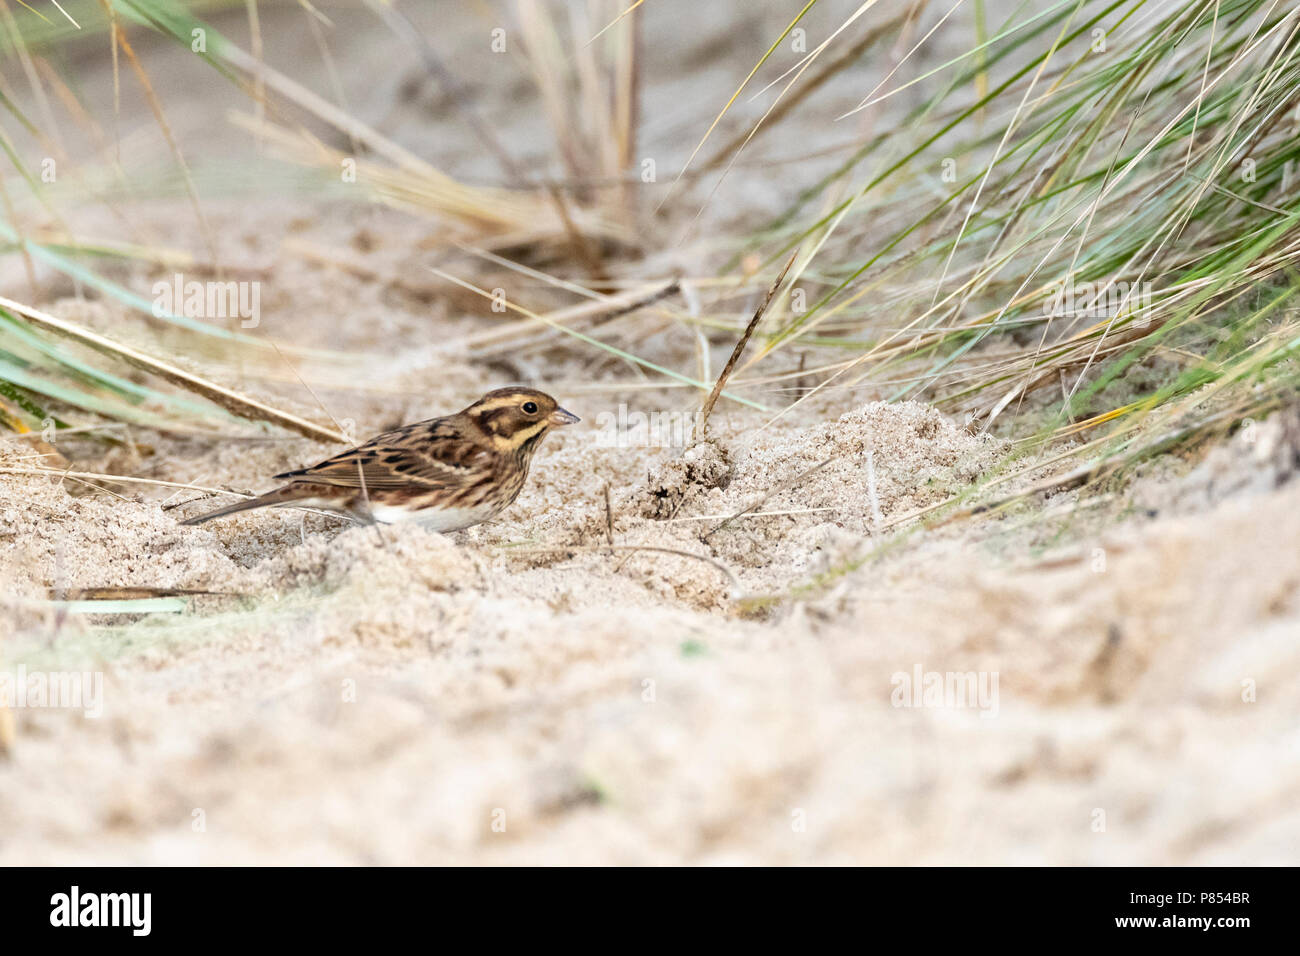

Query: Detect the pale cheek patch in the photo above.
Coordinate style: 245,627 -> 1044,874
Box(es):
491,422 -> 547,451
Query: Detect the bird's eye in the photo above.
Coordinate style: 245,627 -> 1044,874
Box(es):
522,401 -> 539,414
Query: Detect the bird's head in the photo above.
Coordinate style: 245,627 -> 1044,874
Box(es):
465,387 -> 579,451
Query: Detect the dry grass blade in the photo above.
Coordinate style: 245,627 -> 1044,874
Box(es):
0,466 -> 256,498
656,0 -> 818,212
0,296 -> 347,443
587,0 -> 646,46
219,42 -> 430,174
45,587 -> 243,600
461,278 -> 680,349
231,113 -> 572,235
697,250 -> 798,436
702,6 -> 910,169
430,269 -> 761,408
103,3 -> 218,266
245,0 -> 265,139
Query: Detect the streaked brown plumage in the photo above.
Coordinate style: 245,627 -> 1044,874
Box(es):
181,387 -> 578,530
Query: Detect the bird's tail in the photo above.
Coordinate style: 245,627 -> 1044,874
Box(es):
179,486 -> 307,526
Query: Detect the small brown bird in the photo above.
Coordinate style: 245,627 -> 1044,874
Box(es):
181,387 -> 578,530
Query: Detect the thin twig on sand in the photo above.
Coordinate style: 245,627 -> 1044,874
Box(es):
696,250 -> 798,438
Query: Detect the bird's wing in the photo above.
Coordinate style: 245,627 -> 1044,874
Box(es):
274,421 -> 493,491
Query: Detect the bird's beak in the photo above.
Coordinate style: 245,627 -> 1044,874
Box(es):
548,407 -> 580,426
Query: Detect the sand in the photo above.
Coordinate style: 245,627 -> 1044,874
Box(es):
1,1 -> 1298,865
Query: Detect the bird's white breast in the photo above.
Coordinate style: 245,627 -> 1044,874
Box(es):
368,502 -> 497,532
